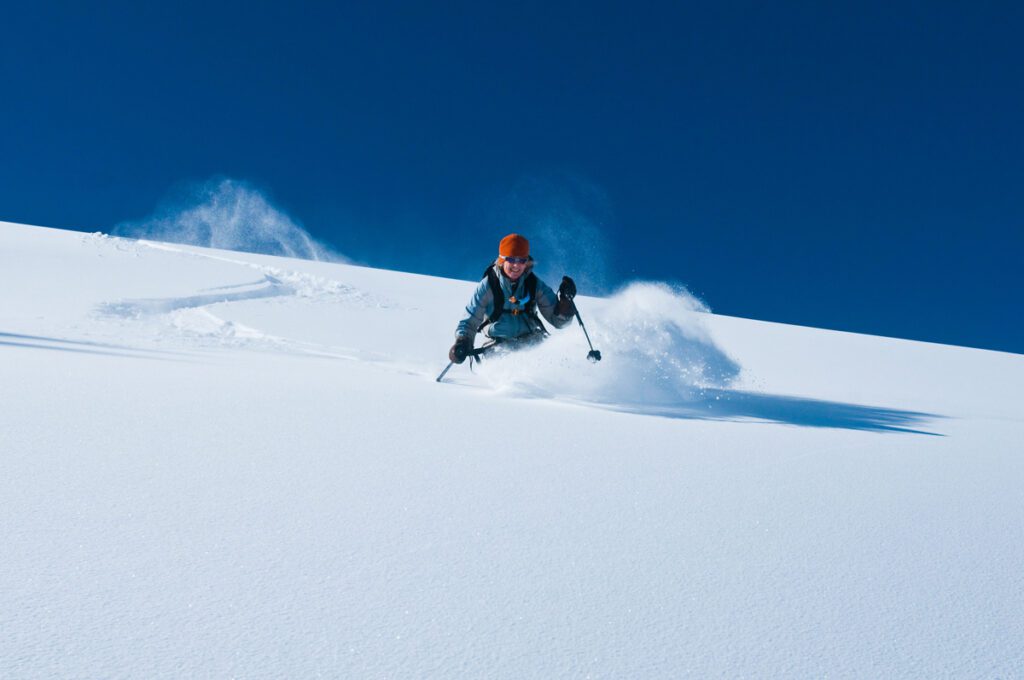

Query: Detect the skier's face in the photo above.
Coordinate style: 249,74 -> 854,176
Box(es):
502,257 -> 527,280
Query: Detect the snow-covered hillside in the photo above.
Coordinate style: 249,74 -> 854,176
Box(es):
2,221 -> 1022,678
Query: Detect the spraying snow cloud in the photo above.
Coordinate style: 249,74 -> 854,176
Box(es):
115,177 -> 343,261
476,282 -> 740,406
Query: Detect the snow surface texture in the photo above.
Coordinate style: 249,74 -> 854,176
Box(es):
2,221 -> 1023,678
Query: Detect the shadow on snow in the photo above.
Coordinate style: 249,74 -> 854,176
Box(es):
593,388 -> 944,435
0,332 -> 186,361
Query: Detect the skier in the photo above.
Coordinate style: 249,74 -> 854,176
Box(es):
449,233 -> 577,364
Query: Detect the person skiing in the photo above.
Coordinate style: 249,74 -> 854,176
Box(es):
449,233 -> 577,364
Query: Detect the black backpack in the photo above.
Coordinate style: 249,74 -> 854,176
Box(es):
478,265 -> 545,334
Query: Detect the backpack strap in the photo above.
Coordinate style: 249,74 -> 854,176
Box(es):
522,273 -> 549,336
477,266 -> 506,332
477,266 -> 541,333
523,273 -> 538,314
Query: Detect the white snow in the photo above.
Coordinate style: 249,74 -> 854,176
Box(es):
2,221 -> 1022,678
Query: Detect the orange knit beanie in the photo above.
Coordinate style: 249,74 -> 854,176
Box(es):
498,233 -> 530,258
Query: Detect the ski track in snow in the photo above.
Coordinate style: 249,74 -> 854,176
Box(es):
88,234 -> 384,359
97,274 -> 295,318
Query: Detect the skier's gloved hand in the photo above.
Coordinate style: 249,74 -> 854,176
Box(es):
555,296 -> 576,318
449,337 -> 472,364
558,276 -> 577,301
556,276 -> 577,317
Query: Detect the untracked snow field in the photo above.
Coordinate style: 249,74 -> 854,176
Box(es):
2,221 -> 1023,678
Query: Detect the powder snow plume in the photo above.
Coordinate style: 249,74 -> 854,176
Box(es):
115,177 -> 342,261
477,282 -> 740,405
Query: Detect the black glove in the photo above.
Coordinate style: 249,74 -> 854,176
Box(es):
556,297 -> 576,317
449,337 -> 472,364
558,276 -> 577,301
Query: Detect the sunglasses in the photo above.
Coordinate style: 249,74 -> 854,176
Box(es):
502,256 -> 529,264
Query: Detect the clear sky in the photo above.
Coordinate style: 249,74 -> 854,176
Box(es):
2,1 -> 1022,353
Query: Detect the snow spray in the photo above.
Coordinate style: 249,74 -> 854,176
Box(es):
115,177 -> 342,262
476,282 -> 741,406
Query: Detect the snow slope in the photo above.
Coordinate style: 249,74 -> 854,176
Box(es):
2,221 -> 1022,678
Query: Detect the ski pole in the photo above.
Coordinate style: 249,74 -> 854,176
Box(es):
436,342 -> 499,382
436,361 -> 455,382
574,305 -> 602,362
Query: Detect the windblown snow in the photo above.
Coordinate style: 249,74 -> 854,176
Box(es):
2,221 -> 1022,678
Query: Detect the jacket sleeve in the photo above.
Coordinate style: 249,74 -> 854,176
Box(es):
535,277 -> 573,329
455,279 -> 494,340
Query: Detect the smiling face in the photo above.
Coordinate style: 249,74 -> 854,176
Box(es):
501,256 -> 528,280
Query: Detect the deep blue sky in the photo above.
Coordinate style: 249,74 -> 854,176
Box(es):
2,1 -> 1022,353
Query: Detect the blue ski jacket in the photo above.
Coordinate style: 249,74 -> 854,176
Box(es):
455,263 -> 572,342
